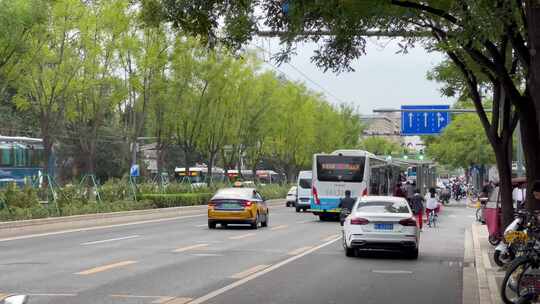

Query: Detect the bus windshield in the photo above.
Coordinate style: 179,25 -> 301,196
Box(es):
316,155 -> 365,182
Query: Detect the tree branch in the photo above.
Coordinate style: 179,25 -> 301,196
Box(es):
390,1 -> 460,25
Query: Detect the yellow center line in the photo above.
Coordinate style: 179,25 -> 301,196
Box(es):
288,246 -> 314,255
173,244 -> 209,253
322,234 -> 341,242
75,260 -> 137,275
228,233 -> 256,240
270,224 -> 288,231
230,264 -> 270,279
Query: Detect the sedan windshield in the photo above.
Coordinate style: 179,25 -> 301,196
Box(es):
355,201 -> 410,214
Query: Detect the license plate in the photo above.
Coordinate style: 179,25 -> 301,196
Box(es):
374,223 -> 393,230
218,203 -> 242,210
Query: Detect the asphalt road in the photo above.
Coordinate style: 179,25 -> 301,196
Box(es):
0,200 -> 474,304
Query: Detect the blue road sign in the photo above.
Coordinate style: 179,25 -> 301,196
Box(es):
130,164 -> 140,177
401,105 -> 451,135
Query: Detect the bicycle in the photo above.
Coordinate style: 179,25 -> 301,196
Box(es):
427,209 -> 437,228
500,211 -> 540,303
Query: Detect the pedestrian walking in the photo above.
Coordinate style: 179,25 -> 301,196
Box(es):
405,181 -> 414,203
393,182 -> 406,198
409,189 -> 425,231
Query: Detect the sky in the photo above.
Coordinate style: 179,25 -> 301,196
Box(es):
253,38 -> 456,115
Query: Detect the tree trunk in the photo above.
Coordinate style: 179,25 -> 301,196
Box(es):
207,152 -> 215,186
519,105 -> 540,209
40,115 -> 54,181
494,142 -> 514,227
527,1 -> 540,209
528,1 -> 540,146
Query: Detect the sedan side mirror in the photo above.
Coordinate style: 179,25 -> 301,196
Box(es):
2,295 -> 29,304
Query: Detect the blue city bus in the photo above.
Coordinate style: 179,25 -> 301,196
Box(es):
0,136 -> 48,187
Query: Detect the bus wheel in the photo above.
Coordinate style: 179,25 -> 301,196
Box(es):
319,214 -> 327,221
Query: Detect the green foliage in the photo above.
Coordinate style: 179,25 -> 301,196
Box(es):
358,137 -> 405,156
257,184 -> 290,200
1,183 -> 39,208
139,193 -> 213,208
425,114 -> 495,169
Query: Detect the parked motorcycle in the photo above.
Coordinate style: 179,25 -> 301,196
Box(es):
493,210 -> 528,267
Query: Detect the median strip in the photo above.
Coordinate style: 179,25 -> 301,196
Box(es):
228,233 -> 255,240
230,264 -> 270,279
173,244 -> 209,253
75,260 -> 137,275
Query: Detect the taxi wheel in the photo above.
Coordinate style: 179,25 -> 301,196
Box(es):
251,214 -> 259,229
208,221 -> 216,229
262,213 -> 269,227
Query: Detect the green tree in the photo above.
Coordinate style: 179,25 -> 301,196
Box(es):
155,0 -> 540,225
358,137 -> 404,156
12,0 -> 85,176
426,114 -> 495,169
67,0 -> 130,175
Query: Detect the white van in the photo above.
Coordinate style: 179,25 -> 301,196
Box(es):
296,171 -> 312,212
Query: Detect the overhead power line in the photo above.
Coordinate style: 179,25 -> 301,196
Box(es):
253,43 -> 347,104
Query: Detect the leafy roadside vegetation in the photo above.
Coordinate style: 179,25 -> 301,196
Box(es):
0,182 -> 291,222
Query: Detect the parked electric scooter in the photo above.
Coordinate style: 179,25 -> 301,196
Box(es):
493,210 -> 528,267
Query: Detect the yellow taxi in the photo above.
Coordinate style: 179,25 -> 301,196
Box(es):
208,187 -> 269,229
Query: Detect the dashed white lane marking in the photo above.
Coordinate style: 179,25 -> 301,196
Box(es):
288,246 -> 313,255
371,270 -> 413,274
270,224 -> 288,231
322,234 -> 340,242
195,224 -> 208,228
229,233 -> 256,240
75,260 -> 137,275
296,220 -> 315,224
186,236 -> 341,304
230,264 -> 270,279
81,235 -> 140,245
0,214 -> 206,243
173,244 -> 209,253
25,293 -> 77,297
111,295 -> 191,304
191,253 -> 223,257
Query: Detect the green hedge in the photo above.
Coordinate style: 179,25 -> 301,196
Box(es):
0,182 -> 291,222
139,193 -> 213,208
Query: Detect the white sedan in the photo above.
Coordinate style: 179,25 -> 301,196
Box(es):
286,186 -> 297,207
342,196 -> 419,259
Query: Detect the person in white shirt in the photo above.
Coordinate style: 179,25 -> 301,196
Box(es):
425,188 -> 439,227
512,184 -> 526,209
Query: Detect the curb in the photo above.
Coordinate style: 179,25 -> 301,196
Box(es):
470,222 -> 503,304
0,199 -> 284,230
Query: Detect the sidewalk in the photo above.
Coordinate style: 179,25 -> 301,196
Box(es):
468,221 -> 506,304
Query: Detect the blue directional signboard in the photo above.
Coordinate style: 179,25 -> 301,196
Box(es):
401,105 -> 451,135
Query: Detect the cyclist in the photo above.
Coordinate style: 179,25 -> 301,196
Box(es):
409,189 -> 425,231
425,188 -> 439,227
339,190 -> 355,226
